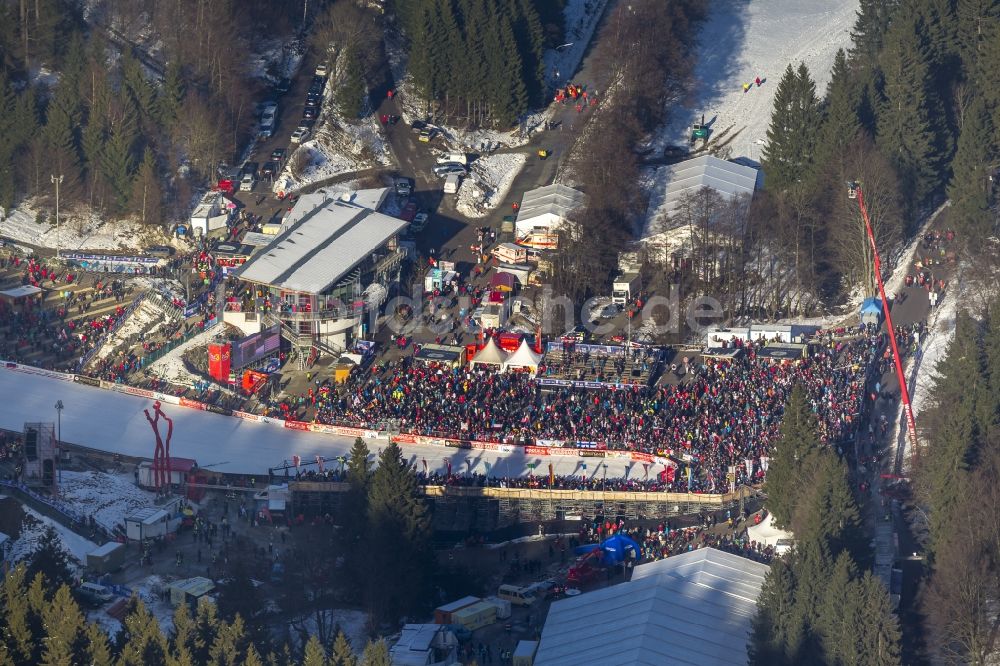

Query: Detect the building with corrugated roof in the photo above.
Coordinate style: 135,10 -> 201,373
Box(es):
534,548 -> 769,666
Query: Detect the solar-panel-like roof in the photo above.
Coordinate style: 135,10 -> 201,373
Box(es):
237,198 -> 406,294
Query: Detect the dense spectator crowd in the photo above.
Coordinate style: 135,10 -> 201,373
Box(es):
304,335 -> 880,490
0,254 -> 139,367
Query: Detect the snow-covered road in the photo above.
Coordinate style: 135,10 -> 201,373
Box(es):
0,368 -> 638,479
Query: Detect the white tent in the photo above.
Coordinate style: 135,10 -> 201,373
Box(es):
503,339 -> 541,373
470,338 -> 508,367
515,184 -> 586,239
535,548 -> 769,666
747,513 -> 795,548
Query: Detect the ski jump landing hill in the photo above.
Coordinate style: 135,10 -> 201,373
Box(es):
0,364 -> 664,479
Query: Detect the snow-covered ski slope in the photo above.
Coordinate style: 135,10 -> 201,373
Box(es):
664,0 -> 858,162
0,369 -> 636,478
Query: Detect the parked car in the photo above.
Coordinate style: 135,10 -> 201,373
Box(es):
146,245 -> 176,258
411,119 -> 427,133
400,201 -> 418,223
261,161 -> 279,178
259,100 -> 277,116
271,148 -> 287,164
418,128 -> 437,142
433,163 -> 466,178
240,173 -> 256,192
315,63 -> 328,77
411,212 -> 429,232
274,78 -> 291,94
305,94 -> 321,108
75,583 -> 114,607
312,75 -> 326,89
394,177 -> 413,197
291,127 -> 311,144
298,117 -> 316,129
302,107 -> 317,120
242,162 -> 259,178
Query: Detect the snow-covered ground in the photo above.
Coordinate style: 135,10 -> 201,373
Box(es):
0,204 -> 165,252
274,57 -> 393,195
291,609 -> 369,654
57,470 -> 157,534
93,298 -> 175,364
8,505 -> 97,565
456,153 -> 527,218
145,325 -> 221,387
657,0 -> 858,161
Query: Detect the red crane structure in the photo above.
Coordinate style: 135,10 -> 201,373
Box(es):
144,401 -> 174,490
848,181 -> 919,456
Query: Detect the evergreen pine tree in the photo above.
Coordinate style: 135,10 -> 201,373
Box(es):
794,452 -> 864,562
764,384 -> 822,527
813,48 -> 864,186
749,558 -> 805,666
130,147 -> 162,224
245,645 -> 266,666
100,98 -> 139,212
121,49 -> 158,128
0,70 -> 19,207
814,552 -> 859,663
170,598 -> 200,664
42,88 -> 84,198
848,0 -> 897,70
208,614 -> 247,666
303,634 -> 328,666
192,598 -> 223,665
956,0 -> 1000,76
40,585 -> 88,666
360,640 -> 391,666
157,60 -> 186,129
82,621 -> 113,666
0,566 -> 38,666
855,572 -> 903,665
330,629 -> 357,666
336,47 -> 367,119
876,10 -> 952,206
118,598 -> 169,666
25,526 -> 74,592
365,442 -> 433,622
762,63 -> 821,191
81,108 -> 108,209
948,96 -> 995,239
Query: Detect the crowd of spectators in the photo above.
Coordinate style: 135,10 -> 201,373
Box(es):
305,335 -> 880,490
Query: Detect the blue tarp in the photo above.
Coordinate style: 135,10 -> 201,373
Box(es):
860,297 -> 883,313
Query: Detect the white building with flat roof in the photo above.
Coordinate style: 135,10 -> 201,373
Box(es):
235,190 -> 406,360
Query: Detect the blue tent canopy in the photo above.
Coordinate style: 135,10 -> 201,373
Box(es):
860,297 -> 883,314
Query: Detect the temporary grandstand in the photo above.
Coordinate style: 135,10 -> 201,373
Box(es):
539,342 -> 662,389
534,548 -> 769,666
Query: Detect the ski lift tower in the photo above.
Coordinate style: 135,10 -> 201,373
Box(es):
848,181 -> 919,457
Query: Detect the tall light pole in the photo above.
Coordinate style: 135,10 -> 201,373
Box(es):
51,175 -> 64,259
54,400 -> 64,483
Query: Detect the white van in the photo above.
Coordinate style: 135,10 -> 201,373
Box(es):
443,174 -> 460,194
240,173 -> 256,192
498,584 -> 536,607
437,152 -> 467,166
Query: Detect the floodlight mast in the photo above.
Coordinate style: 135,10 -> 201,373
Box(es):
849,181 -> 919,457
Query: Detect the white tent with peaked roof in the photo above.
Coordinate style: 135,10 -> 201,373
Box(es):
503,339 -> 542,373
470,338 -> 508,368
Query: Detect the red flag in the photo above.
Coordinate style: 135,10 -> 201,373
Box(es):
292,455 -> 301,468
316,455 -> 324,472
548,463 -> 554,487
